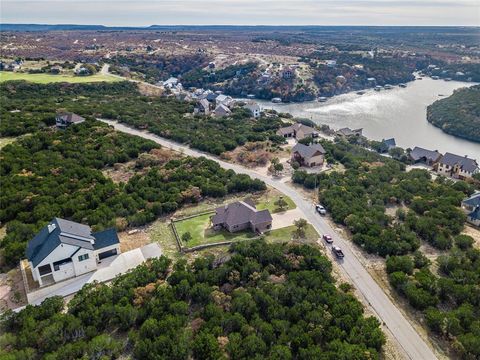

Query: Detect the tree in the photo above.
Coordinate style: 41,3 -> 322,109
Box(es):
293,218 -> 308,238
274,197 -> 289,212
182,232 -> 192,243
192,332 -> 224,360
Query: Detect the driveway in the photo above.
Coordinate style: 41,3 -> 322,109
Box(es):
271,208 -> 304,230
101,119 -> 437,360
23,243 -> 162,307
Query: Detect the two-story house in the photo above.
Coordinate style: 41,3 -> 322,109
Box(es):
435,153 -> 479,180
26,218 -> 121,287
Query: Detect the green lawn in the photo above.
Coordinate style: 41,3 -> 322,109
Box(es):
264,224 -> 319,244
174,213 -> 258,247
256,194 -> 296,213
148,219 -> 181,260
174,212 -> 318,248
0,71 -> 121,84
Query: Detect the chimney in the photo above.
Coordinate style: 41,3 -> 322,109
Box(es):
47,223 -> 56,233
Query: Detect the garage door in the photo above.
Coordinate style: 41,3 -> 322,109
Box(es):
98,248 -> 118,260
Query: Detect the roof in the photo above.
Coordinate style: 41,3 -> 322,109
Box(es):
198,98 -> 210,109
92,228 -> 120,250
27,218 -> 95,268
410,147 -> 442,162
463,193 -> 480,208
439,153 -> 478,173
215,104 -> 231,115
206,93 -> 218,101
26,218 -> 119,267
276,123 -> 317,136
383,138 -> 396,148
212,201 -> 272,228
337,127 -> 363,136
292,143 -> 326,160
468,206 -> 480,221
244,102 -> 260,112
56,112 -> 85,124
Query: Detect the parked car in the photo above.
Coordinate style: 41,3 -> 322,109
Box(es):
332,246 -> 345,259
316,204 -> 326,215
322,234 -> 333,244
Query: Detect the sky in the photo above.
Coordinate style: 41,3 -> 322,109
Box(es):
1,0 -> 479,26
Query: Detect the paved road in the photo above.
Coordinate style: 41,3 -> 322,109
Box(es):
101,119 -> 437,360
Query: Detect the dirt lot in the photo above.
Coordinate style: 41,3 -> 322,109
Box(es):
0,268 -> 27,311
462,224 -> 480,248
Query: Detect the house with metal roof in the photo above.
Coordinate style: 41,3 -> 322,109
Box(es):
467,206 -> 480,227
462,193 -> 480,213
291,143 -> 326,167
409,147 -> 442,166
212,200 -> 272,234
26,218 -> 120,287
435,152 -> 479,180
55,112 -> 85,129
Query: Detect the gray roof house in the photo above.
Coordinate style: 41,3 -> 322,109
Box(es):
409,147 -> 442,166
336,127 -> 363,138
214,104 -> 232,117
276,123 -> 319,140
195,99 -> 211,115
436,153 -> 479,180
26,218 -> 120,287
291,143 -> 326,167
212,200 -> 273,233
56,112 -> 85,129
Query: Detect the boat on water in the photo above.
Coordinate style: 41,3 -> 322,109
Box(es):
271,97 -> 282,103
247,94 -> 256,99
384,84 -> 393,90
399,83 -> 407,88
356,90 -> 366,95
318,97 -> 328,102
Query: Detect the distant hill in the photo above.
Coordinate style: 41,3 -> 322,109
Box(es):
427,85 -> 480,143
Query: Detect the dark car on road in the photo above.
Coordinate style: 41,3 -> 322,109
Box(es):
332,246 -> 345,259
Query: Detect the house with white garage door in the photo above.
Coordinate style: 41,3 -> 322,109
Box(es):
26,218 -> 121,287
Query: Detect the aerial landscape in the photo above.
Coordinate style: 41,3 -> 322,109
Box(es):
0,1 -> 479,360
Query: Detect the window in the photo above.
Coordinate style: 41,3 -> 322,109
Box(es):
78,253 -> 90,262
53,258 -> 72,271
38,264 -> 52,276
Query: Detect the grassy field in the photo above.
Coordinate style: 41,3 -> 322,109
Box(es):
0,71 -> 121,84
256,194 -> 296,213
174,212 -> 318,248
148,219 -> 181,260
264,224 -> 319,243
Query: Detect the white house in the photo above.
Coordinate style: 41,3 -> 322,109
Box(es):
244,101 -> 261,118
26,218 -> 121,287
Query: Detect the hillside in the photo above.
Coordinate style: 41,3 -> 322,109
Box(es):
426,85 -> 480,143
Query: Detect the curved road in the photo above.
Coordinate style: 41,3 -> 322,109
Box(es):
101,119 -> 437,360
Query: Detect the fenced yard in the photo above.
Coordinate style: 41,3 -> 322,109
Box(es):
172,211 -> 318,252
